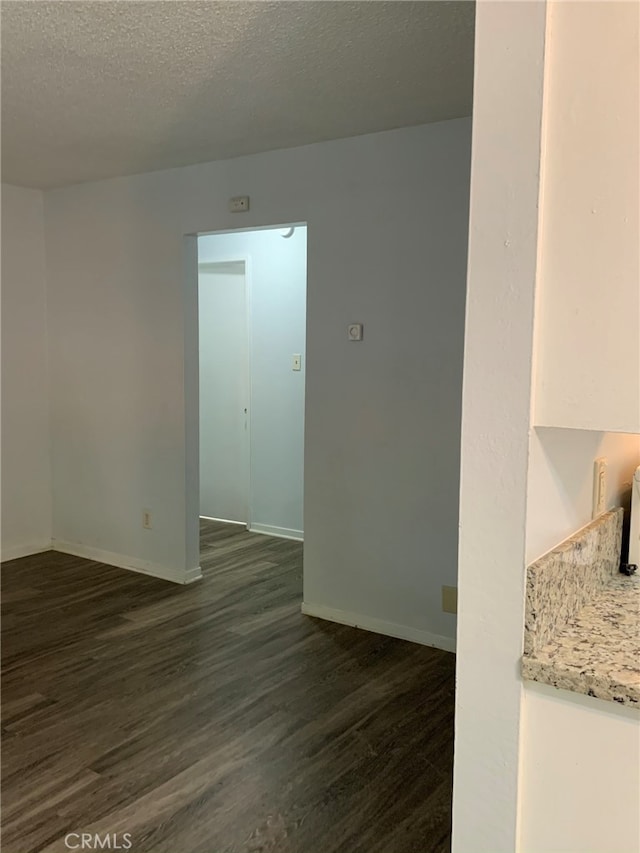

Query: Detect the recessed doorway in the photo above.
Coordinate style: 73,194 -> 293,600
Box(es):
196,224 -> 307,545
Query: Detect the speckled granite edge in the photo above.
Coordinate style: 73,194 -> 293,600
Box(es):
522,575 -> 640,708
522,509 -> 640,710
524,509 -> 623,655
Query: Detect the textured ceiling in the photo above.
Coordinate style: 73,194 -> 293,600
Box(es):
1,1 -> 474,189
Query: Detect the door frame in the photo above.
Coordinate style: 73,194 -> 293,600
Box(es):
197,255 -> 252,529
183,222 -> 307,575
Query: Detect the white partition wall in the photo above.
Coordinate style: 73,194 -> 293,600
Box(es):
452,3 -> 547,850
1,184 -> 51,560
44,119 -> 471,631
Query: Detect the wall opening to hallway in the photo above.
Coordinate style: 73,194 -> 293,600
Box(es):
196,224 -> 307,547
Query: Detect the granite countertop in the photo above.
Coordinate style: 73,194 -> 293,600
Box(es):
522,574 -> 640,707
522,508 -> 640,709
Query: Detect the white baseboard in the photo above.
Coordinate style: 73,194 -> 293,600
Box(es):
200,516 -> 247,526
1,542 -> 52,563
249,523 -> 304,542
182,564 -> 204,584
52,540 -> 202,585
301,602 -> 456,653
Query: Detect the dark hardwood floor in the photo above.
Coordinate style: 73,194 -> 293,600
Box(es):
1,520 -> 455,853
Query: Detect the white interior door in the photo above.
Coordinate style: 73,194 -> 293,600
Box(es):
198,261 -> 249,523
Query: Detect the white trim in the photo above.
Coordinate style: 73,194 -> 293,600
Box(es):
245,252 -> 254,530
249,523 -> 304,542
182,565 -> 204,584
51,540 -> 203,585
199,515 -> 247,526
301,602 -> 456,653
1,542 -> 52,562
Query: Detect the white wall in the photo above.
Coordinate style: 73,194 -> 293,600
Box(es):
301,127 -> 471,650
452,2 -> 547,851
198,227 -> 307,538
527,428 -> 640,563
533,0 -> 640,433
1,184 -> 51,560
44,119 -> 471,631
519,683 -> 640,853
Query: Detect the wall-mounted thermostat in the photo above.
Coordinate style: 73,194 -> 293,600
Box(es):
347,323 -> 363,341
229,196 -> 250,213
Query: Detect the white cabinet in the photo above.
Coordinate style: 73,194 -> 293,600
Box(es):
532,0 -> 639,434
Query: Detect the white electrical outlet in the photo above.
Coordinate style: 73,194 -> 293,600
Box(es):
347,323 -> 363,341
592,458 -> 607,518
442,585 -> 458,614
143,510 -> 153,530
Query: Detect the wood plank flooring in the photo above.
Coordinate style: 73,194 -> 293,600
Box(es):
1,520 -> 455,853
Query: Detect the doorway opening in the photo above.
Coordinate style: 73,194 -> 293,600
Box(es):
196,224 -> 307,551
